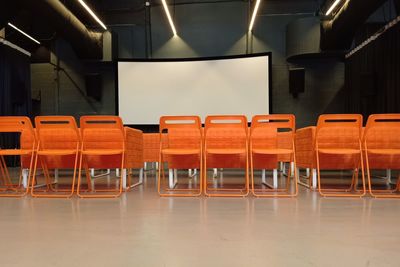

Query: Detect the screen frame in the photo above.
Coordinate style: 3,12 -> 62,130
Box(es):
115,52 -> 273,130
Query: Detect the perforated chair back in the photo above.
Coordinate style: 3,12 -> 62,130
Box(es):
159,116 -> 202,150
0,116 -> 35,149
205,115 -> 248,150
80,116 -> 125,151
364,114 -> 400,150
250,114 -> 295,150
35,116 -> 80,150
316,114 -> 363,150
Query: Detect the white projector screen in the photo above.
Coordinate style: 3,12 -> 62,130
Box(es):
117,54 -> 271,124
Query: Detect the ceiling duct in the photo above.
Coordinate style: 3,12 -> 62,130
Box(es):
0,3 -> 20,30
22,0 -> 103,59
321,0 -> 387,51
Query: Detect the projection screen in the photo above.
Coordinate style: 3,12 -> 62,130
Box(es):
117,54 -> 271,124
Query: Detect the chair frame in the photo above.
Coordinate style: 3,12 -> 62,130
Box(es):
250,114 -> 298,197
295,126 -> 318,190
157,116 -> 203,197
364,114 -> 400,198
0,117 -> 35,197
203,115 -> 249,197
77,116 -> 125,198
124,127 -> 144,191
315,114 -> 366,197
31,116 -> 80,198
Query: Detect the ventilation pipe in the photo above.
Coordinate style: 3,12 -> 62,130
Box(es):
22,0 -> 103,59
321,0 -> 387,50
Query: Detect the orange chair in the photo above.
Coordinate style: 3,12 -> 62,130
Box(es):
124,127 -> 144,190
364,114 -> 400,198
32,116 -> 80,198
315,114 -> 366,197
295,126 -> 317,189
250,114 -> 298,197
77,116 -> 125,198
204,115 -> 249,197
0,117 -> 35,197
158,116 -> 202,197
143,133 -> 160,166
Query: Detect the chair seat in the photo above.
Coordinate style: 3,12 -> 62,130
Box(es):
162,148 -> 200,155
0,149 -> 33,156
37,149 -> 78,156
82,149 -> 123,156
206,148 -> 246,155
367,149 -> 400,155
318,148 -> 360,155
252,148 -> 293,155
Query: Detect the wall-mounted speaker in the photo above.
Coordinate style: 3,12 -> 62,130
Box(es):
85,73 -> 102,101
289,68 -> 305,98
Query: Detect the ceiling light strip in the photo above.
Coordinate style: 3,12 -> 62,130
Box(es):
162,0 -> 177,35
325,0 -> 342,16
78,0 -> 107,30
249,0 -> 261,32
7,23 -> 40,44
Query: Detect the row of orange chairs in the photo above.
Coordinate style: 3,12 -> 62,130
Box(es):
1,114 -> 400,198
158,114 -> 400,198
0,116 -> 143,198
157,115 -> 298,197
296,114 -> 400,198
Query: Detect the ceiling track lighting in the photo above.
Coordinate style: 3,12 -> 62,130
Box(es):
161,0 -> 177,36
78,0 -> 107,30
249,0 -> 261,32
325,0 -> 343,16
7,23 -> 41,44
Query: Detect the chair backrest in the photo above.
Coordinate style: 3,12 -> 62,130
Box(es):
316,114 -> 363,150
143,133 -> 161,162
0,116 -> 35,150
80,116 -> 125,150
364,114 -> 400,149
250,114 -> 295,150
159,116 -> 202,150
205,115 -> 248,149
35,116 -> 79,150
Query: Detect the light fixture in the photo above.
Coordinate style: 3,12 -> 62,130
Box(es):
249,0 -> 261,32
7,23 -> 41,44
161,0 -> 177,36
325,0 -> 342,16
78,0 -> 107,30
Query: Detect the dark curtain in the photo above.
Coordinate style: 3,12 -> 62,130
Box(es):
0,43 -> 32,117
345,21 -> 400,122
0,43 -> 32,164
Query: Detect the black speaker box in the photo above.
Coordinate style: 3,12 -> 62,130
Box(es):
289,68 -> 305,97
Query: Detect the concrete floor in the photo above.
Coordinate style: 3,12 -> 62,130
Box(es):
1,170 -> 400,267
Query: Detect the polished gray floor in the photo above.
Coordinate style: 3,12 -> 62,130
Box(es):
1,170 -> 400,267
